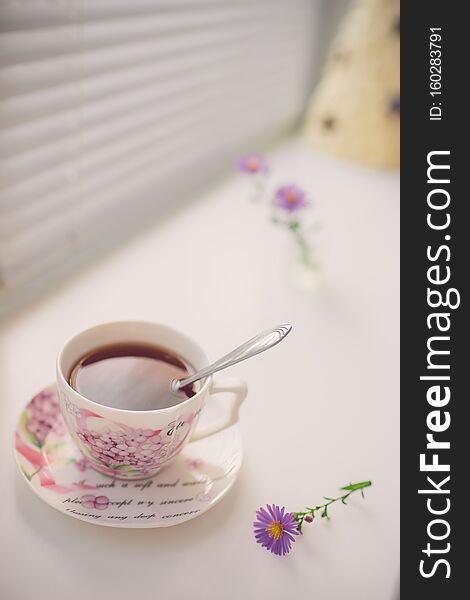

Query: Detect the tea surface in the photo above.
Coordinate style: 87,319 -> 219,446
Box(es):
69,343 -> 195,410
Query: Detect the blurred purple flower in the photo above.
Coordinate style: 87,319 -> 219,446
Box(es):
195,490 -> 217,503
254,504 -> 299,556
275,184 -> 307,212
238,154 -> 268,175
80,494 -> 110,510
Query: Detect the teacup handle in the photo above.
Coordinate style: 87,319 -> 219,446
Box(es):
190,378 -> 247,442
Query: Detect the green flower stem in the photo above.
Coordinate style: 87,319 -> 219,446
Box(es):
21,465 -> 43,482
283,220 -> 318,269
289,223 -> 316,268
250,174 -> 269,202
293,481 -> 372,533
270,216 -> 317,268
31,466 -> 44,479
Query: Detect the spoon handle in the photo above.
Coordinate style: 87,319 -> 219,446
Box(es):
173,323 -> 292,391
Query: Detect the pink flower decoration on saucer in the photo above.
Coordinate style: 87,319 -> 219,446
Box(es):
26,388 -> 66,446
75,457 -> 91,472
80,494 -> 110,510
185,458 -> 204,470
15,385 -> 243,528
195,490 -> 217,503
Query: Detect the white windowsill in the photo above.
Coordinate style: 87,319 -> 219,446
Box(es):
0,137 -> 399,599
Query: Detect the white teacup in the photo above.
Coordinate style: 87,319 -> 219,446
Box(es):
56,321 -> 247,480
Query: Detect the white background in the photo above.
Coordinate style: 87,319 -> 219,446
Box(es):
0,139 -> 399,600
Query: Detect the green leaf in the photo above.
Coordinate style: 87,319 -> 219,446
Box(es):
341,481 -> 372,492
18,411 -> 42,448
19,463 -> 32,481
43,441 -> 62,453
19,411 -> 29,430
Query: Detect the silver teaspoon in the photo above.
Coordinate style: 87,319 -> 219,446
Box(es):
171,323 -> 292,392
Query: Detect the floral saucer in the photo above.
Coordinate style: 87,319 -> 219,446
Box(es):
14,386 -> 243,528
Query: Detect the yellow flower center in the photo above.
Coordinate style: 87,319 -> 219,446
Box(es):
286,190 -> 298,203
267,521 -> 284,540
247,158 -> 260,171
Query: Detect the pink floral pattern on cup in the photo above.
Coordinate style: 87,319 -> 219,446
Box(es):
69,402 -> 196,477
77,427 -> 169,473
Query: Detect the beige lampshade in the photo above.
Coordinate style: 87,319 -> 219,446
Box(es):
303,0 -> 400,169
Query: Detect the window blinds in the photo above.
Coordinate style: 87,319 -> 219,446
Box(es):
0,0 -> 320,313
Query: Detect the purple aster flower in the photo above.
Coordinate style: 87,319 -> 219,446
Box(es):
275,184 -> 307,212
238,154 -> 268,174
253,504 -> 299,556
